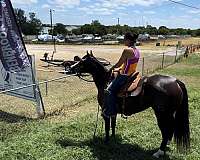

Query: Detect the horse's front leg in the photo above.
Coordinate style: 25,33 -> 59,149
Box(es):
111,115 -> 117,138
103,116 -> 110,143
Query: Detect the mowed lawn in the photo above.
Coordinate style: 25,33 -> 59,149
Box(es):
0,54 -> 200,160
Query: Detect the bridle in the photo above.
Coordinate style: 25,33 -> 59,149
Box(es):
77,73 -> 94,83
70,66 -> 94,83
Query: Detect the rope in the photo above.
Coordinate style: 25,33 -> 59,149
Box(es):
93,104 -> 100,140
78,73 -> 94,83
78,74 -> 94,83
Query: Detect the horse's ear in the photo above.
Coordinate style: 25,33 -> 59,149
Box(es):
90,50 -> 93,57
86,50 -> 90,56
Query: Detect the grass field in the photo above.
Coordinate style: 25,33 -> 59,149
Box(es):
0,46 -> 200,159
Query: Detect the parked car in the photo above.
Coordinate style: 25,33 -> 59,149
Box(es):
56,35 -> 65,43
38,34 -> 53,41
158,35 -> 165,39
82,35 -> 94,42
31,39 -> 38,42
138,34 -> 150,41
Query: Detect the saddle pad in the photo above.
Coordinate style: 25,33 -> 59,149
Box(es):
127,74 -> 141,92
117,73 -> 142,97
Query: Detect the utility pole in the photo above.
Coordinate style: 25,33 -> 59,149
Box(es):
50,9 -> 56,56
50,9 -> 53,40
117,18 -> 120,35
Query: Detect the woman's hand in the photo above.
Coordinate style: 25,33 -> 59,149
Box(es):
113,67 -> 121,72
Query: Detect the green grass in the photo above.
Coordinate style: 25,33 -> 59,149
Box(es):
1,54 -> 200,159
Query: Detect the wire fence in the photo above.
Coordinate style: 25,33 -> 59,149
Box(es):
136,47 -> 185,75
0,44 -> 200,117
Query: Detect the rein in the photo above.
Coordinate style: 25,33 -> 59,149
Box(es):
77,73 -> 94,83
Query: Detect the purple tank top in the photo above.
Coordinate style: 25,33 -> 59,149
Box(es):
124,47 -> 140,74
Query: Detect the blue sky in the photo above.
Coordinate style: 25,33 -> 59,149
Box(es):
11,0 -> 200,29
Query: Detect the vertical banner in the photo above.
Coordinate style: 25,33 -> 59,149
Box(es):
0,0 -> 34,100
0,55 -> 36,101
0,0 -> 30,72
0,0 -> 45,117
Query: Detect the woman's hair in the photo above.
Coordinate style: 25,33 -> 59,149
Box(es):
124,32 -> 139,43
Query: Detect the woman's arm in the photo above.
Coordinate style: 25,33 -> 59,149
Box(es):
110,48 -> 134,70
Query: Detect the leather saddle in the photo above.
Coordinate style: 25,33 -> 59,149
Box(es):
117,72 -> 147,97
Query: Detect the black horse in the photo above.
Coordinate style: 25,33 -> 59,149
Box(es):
70,53 -> 190,158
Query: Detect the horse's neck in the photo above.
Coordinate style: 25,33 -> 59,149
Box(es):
92,69 -> 109,91
92,68 -> 110,107
90,63 -> 110,92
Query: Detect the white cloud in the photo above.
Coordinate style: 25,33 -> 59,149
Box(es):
11,0 -> 38,5
133,10 -> 140,14
79,6 -> 114,15
82,0 -> 91,2
42,4 -> 50,9
99,0 -> 166,8
47,0 -> 80,8
188,10 -> 200,14
77,0 -> 166,16
144,11 -> 156,15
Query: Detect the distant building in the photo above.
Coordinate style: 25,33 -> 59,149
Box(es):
40,26 -> 51,34
65,25 -> 82,32
40,24 -> 82,34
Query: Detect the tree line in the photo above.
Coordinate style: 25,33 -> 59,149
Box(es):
15,8 -> 200,37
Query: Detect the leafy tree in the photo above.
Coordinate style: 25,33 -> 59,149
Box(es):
14,8 -> 28,34
146,25 -> 158,35
91,20 -> 107,36
158,26 -> 169,35
73,20 -> 107,36
54,23 -> 68,35
27,12 -> 42,35
195,29 -> 200,36
80,24 -> 93,34
72,28 -> 81,35
14,9 -> 42,35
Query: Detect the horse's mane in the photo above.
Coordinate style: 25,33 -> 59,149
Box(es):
84,54 -> 109,73
83,55 -> 111,88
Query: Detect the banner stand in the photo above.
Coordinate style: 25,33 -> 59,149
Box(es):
32,55 -> 45,118
35,82 -> 45,118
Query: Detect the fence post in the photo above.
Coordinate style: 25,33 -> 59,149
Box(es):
35,82 -> 45,118
142,57 -> 145,76
45,80 -> 48,96
174,46 -> 178,63
161,52 -> 165,69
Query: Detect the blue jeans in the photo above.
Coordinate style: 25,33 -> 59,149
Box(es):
103,74 -> 128,117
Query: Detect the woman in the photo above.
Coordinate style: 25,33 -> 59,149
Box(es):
102,32 -> 140,118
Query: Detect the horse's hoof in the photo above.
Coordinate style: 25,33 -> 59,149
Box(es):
152,149 -> 165,158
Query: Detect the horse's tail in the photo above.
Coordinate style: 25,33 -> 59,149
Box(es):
174,80 -> 190,152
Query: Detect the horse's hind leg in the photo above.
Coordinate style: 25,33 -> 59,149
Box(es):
167,114 -> 175,145
153,110 -> 172,158
111,116 -> 117,139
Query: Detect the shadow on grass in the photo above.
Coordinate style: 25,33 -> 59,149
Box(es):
0,110 -> 33,123
56,136 -> 183,160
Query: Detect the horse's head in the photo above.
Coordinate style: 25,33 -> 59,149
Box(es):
71,52 -> 110,90
70,52 -> 100,75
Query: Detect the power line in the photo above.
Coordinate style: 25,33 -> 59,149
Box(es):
168,0 -> 200,10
